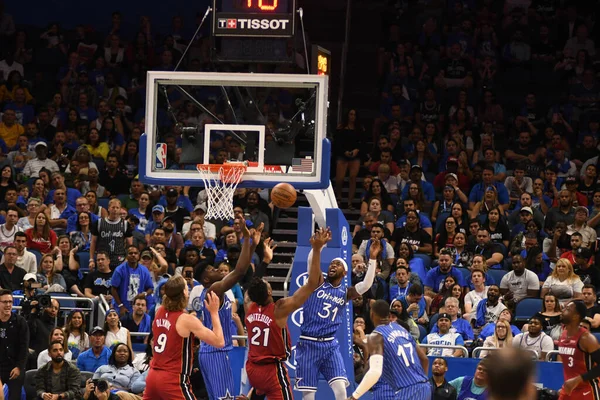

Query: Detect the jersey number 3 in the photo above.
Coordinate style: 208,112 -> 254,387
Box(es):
154,333 -> 167,353
250,327 -> 270,347
318,302 -> 339,321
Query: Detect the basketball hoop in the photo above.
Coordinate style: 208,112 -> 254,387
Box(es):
197,162 -> 247,220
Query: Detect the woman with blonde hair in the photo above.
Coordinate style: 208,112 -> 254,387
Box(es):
470,185 -> 505,219
480,319 -> 513,358
541,259 -> 584,303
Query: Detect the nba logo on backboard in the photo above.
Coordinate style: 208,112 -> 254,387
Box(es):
155,143 -> 167,169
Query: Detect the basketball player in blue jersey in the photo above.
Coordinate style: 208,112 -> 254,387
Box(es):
349,300 -> 430,400
193,219 -> 263,400
295,238 -> 381,400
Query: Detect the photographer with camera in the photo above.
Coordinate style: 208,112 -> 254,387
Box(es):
27,296 -> 60,367
35,339 -> 81,399
0,289 -> 29,400
83,378 -> 119,400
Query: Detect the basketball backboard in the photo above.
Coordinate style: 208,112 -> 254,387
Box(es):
139,72 -> 330,189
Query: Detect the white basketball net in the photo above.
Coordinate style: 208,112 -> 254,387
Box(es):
197,164 -> 247,220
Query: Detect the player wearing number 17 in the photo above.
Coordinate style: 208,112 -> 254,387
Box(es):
244,228 -> 332,400
349,300 -> 430,400
295,237 -> 380,400
143,276 -> 225,400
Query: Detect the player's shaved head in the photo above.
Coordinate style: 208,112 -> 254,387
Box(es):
247,277 -> 271,306
371,300 -> 391,319
486,348 -> 536,400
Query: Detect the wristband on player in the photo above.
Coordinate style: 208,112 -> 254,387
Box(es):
118,303 -> 124,308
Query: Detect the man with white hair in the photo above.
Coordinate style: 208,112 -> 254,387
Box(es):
431,296 -> 474,341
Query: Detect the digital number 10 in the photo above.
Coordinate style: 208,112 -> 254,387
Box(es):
247,0 -> 278,11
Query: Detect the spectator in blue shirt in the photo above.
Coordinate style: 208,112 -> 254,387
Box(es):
430,296 -> 474,341
66,196 -> 99,233
111,246 -> 154,314
395,198 -> 433,236
77,326 -> 111,373
469,165 -> 510,209
47,172 -> 82,207
397,283 -> 428,326
401,165 -> 436,202
424,248 -> 467,298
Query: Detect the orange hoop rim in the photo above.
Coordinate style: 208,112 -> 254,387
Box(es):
196,163 -> 247,184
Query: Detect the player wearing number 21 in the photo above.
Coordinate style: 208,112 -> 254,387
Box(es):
348,300 -> 430,400
558,301 -> 600,400
192,219 -> 262,400
143,276 -> 224,400
295,236 -> 380,400
245,228 -> 332,400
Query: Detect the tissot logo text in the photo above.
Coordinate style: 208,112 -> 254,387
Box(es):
219,18 -> 290,30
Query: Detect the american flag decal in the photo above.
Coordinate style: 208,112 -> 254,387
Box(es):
291,158 -> 313,172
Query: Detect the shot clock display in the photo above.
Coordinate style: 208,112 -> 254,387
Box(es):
213,0 -> 295,37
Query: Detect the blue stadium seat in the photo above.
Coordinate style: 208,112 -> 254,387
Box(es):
455,267 -> 471,282
132,343 -> 147,353
29,249 -> 42,266
77,251 -> 90,273
418,324 -> 427,342
487,269 -> 508,284
97,197 -> 110,210
514,298 -> 543,323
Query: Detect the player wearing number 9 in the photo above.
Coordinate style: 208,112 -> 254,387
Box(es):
244,228 -> 332,400
294,235 -> 380,400
142,276 -> 225,400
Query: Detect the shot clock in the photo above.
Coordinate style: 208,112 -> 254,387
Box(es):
212,0 -> 296,37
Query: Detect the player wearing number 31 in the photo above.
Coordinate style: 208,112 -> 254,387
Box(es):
245,227 -> 332,400
143,276 -> 224,400
295,235 -> 381,400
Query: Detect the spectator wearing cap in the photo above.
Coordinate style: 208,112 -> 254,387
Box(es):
21,141 -> 60,178
0,246 -> 26,291
468,165 -> 510,211
182,204 -> 216,241
509,192 -> 546,231
144,205 -> 165,243
158,185 -> 193,213
111,245 -> 153,315
160,215 -> 184,257
422,313 -> 464,357
161,187 -> 190,232
558,175 -> 588,207
510,206 -> 535,238
573,247 -> 600,288
76,326 -> 111,373
513,314 -> 554,360
431,184 -> 464,233
567,206 -> 597,248
400,165 -> 435,202
433,156 -> 470,193
544,190 -> 576,233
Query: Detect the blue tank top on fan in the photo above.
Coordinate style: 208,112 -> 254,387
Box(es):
199,288 -> 234,352
300,281 -> 347,338
457,376 -> 487,400
373,322 -> 428,392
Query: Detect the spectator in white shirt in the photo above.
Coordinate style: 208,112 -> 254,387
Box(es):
500,254 -> 540,304
464,269 -> 488,321
0,207 -> 21,251
422,313 -> 464,357
0,231 -> 36,273
513,314 -> 554,360
22,142 -> 60,179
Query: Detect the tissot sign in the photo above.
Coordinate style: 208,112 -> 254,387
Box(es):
213,0 -> 295,38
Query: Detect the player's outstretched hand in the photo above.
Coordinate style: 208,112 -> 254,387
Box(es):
263,238 -> 277,263
369,238 -> 382,259
310,227 -> 332,249
239,217 -> 250,237
205,291 -> 220,314
251,222 -> 264,244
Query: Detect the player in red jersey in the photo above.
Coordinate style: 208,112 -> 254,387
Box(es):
243,228 -> 333,400
143,275 -> 225,400
558,300 -> 600,400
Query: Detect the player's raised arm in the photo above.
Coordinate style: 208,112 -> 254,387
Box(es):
273,228 -> 331,325
179,292 -> 225,348
562,330 -> 600,395
347,238 -> 381,300
211,219 -> 263,297
347,333 -> 384,400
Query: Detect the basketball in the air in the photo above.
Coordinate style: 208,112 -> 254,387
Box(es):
271,183 -> 297,208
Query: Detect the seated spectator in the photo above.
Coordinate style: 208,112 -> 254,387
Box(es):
357,223 -> 395,280
17,197 -> 43,231
482,208 -> 510,249
573,247 -> 600,288
132,332 -> 153,373
160,216 -> 184,257
66,196 -> 99,234
538,294 -> 563,340
431,184 -> 467,232
7,232 -> 37,273
394,243 -> 427,282
544,190 -> 576,234
389,299 -> 420,341
541,259 -> 584,304
352,212 -> 377,251
449,360 -> 488,399
35,339 -> 81,399
472,285 -> 507,332
388,265 -> 411,300
22,142 -> 60,179
355,198 -> 394,236
513,315 -> 554,360
377,163 -> 399,195
473,228 -> 504,269
431,297 -> 474,341
93,342 -> 141,392
504,163 -> 533,204
25,211 -> 57,254
434,216 -> 459,258
464,270 -> 488,320
509,193 -> 545,232
500,255 -> 541,305
559,231 -> 586,265
430,275 -> 459,315
422,313 -> 464,357
424,248 -> 467,298
37,327 -> 73,368
77,326 -> 111,373
469,165 -> 510,211
65,309 -> 89,360
44,188 -> 76,232
37,254 -> 67,292
566,206 -> 597,248
359,179 -> 396,217
479,320 -> 513,358
391,211 -> 433,266
104,309 -> 132,352
396,283 -> 428,326
524,247 -> 552,284
400,165 -> 435,202
451,232 -> 474,268
82,378 -> 121,400
120,293 -> 151,344
394,198 -> 433,237
0,246 -> 26,291
479,309 -> 521,341
181,204 -> 216,240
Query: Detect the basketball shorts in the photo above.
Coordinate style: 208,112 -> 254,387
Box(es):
143,369 -> 195,400
294,338 -> 348,392
396,382 -> 432,400
372,381 -> 396,400
559,383 -> 600,400
199,351 -> 235,400
246,361 -> 292,400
